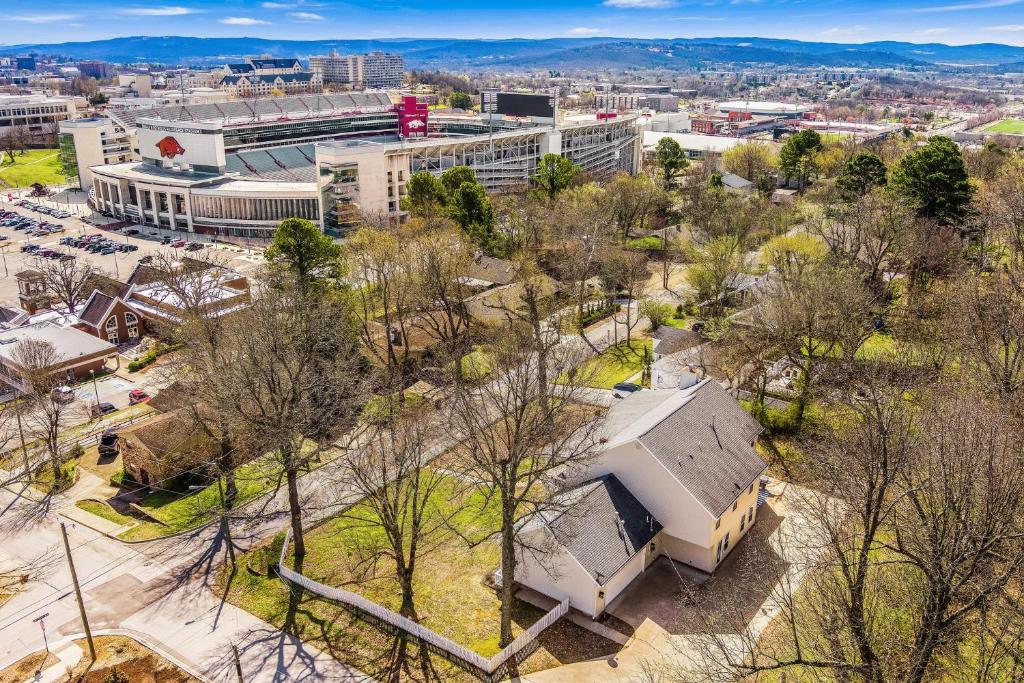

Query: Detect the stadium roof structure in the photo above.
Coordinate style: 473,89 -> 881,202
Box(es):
105,92 -> 395,130
221,73 -> 316,85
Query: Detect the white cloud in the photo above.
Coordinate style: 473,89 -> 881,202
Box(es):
907,0 -> 1021,13
290,11 -> 325,20
821,25 -> 866,36
219,16 -> 270,25
988,23 -> 1024,30
261,2 -> 291,8
120,6 -> 195,16
603,0 -> 675,8
567,27 -> 602,35
11,13 -> 79,23
918,27 -> 952,34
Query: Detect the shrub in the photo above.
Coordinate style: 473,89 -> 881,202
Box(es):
577,301 -> 619,328
624,236 -> 664,252
127,342 -> 183,372
640,299 -> 674,330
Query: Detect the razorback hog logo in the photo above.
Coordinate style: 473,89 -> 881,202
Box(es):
155,136 -> 186,159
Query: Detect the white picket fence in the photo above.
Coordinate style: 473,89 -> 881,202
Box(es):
277,528 -> 569,678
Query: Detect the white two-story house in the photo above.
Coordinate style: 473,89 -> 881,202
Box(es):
514,378 -> 766,618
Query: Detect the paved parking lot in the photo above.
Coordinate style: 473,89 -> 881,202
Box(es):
0,199 -> 265,309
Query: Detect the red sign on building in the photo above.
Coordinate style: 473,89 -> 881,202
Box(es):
394,96 -> 429,138
156,136 -> 186,159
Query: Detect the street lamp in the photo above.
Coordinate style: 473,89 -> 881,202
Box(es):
89,369 -> 100,414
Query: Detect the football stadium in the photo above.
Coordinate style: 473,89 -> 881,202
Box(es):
67,93 -> 641,239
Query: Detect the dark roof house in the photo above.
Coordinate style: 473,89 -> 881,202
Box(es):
547,474 -> 662,585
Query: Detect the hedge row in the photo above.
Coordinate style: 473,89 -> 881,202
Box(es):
127,342 -> 184,372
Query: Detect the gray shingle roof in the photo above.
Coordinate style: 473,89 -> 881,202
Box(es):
548,474 -> 662,585
637,381 -> 765,517
465,254 -> 517,286
721,172 -> 753,190
652,325 -> 701,356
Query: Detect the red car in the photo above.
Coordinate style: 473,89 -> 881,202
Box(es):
170,239 -> 186,248
128,389 -> 150,404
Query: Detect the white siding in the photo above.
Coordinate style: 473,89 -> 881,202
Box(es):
587,440 -> 716,548
602,548 -> 648,608
515,528 -> 598,616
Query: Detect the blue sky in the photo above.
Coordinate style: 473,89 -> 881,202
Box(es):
3,0 -> 1024,46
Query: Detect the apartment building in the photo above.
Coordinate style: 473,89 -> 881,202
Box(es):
0,94 -> 78,143
309,51 -> 404,89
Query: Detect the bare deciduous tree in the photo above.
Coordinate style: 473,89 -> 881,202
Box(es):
13,340 -> 83,485
30,256 -> 102,315
449,331 -> 603,646
337,409 -> 456,622
210,277 -> 363,572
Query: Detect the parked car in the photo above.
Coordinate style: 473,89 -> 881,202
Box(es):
91,402 -> 117,418
123,228 -> 140,235
161,235 -> 172,244
184,242 -> 204,251
128,389 -> 150,405
98,429 -> 119,458
170,239 -> 186,248
612,382 -> 643,398
100,247 -> 116,255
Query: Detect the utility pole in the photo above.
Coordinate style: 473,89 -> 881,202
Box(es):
231,643 -> 244,682
60,522 -> 95,661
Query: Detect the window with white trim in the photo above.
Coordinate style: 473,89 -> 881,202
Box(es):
105,316 -> 119,344
124,311 -> 139,338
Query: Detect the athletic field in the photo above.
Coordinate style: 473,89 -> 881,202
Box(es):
982,118 -> 1024,135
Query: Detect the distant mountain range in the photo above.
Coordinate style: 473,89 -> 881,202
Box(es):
3,35 -> 1024,71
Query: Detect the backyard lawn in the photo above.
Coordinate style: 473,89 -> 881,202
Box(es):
0,149 -> 65,188
219,471 -> 620,680
570,338 -> 652,389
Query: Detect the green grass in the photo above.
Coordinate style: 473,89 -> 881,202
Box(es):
118,456 -> 284,541
458,346 -> 494,381
982,118 -> 1024,135
0,149 -> 65,189
218,471 -> 620,680
76,500 -> 135,527
659,314 -> 690,329
624,236 -> 665,251
360,391 -> 426,425
568,339 -> 652,389
31,458 -> 78,495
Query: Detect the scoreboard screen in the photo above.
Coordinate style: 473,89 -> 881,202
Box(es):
487,92 -> 556,119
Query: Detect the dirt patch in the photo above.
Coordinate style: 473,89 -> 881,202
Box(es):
0,650 -> 59,683
68,636 -> 198,683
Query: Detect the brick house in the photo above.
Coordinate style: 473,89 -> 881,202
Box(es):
118,410 -> 214,488
75,291 -> 145,344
